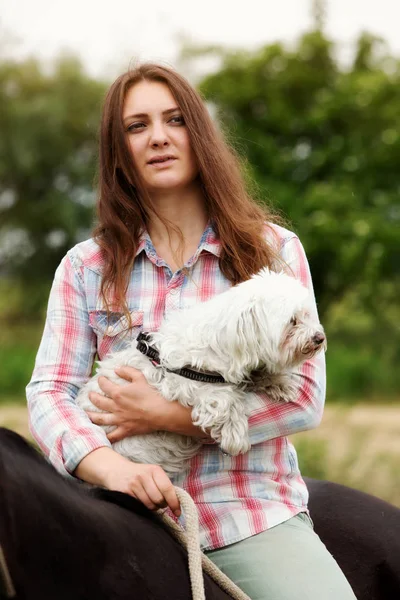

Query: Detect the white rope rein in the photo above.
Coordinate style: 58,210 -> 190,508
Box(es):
157,487 -> 251,600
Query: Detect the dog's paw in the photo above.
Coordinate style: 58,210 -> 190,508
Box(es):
216,419 -> 251,456
220,438 -> 251,456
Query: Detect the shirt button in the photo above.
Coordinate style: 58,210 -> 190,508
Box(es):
169,288 -> 178,295
106,326 -> 114,335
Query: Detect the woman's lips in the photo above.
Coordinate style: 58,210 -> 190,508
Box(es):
147,157 -> 177,168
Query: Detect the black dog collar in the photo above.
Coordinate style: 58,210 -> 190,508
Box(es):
136,332 -> 227,384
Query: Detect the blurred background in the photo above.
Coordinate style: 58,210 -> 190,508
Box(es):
0,0 -> 399,504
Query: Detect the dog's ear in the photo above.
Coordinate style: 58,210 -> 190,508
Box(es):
221,302 -> 263,382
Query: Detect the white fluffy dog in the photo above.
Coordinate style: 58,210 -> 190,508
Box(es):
76,268 -> 326,474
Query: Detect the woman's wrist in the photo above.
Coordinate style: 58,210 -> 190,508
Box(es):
156,401 -> 213,441
74,446 -> 131,487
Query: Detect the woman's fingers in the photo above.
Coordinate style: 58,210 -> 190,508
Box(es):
140,475 -> 168,509
101,460 -> 181,517
106,426 -> 128,443
115,365 -> 143,382
88,391 -> 116,412
97,376 -> 120,399
86,410 -> 116,426
129,484 -> 158,511
129,468 -> 181,516
152,468 -> 181,516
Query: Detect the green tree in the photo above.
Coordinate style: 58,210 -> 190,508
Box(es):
197,32 -> 400,324
0,55 -> 106,311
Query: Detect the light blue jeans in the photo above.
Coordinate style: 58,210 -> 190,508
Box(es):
205,513 -> 357,599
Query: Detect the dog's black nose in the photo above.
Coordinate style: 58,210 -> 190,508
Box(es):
312,333 -> 325,345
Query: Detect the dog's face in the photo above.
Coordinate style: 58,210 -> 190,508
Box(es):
220,268 -> 326,379
277,308 -> 326,370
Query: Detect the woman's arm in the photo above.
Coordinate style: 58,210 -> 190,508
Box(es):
245,234 -> 326,445
86,367 -> 214,443
74,446 -> 181,515
27,249 -> 181,513
26,248 -> 112,478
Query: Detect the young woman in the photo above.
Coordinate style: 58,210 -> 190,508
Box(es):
27,64 -> 357,599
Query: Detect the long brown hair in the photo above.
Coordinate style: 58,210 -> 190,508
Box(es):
93,63 -> 283,320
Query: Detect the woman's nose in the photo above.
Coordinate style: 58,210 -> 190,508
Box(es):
150,123 -> 169,147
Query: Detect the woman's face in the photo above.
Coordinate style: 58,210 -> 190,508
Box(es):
123,80 -> 199,194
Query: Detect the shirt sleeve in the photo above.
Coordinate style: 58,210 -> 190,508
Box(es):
26,249 -> 111,478
246,234 -> 326,445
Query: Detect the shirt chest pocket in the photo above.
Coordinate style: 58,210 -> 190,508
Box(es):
88,309 -> 144,359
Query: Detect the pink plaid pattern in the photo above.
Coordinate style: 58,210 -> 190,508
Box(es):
27,222 -> 326,550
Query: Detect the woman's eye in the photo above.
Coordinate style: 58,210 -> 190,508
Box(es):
127,122 -> 145,132
169,115 -> 184,125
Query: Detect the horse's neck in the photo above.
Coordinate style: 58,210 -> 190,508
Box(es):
7,475 -> 115,598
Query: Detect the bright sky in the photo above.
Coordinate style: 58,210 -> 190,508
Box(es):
1,0 -> 399,79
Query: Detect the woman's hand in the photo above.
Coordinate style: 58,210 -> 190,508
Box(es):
103,458 -> 181,516
87,366 -> 169,443
87,366 -> 214,443
75,447 -> 181,516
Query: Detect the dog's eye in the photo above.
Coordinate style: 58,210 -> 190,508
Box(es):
290,317 -> 297,326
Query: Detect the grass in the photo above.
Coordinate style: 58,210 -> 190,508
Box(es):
290,403 -> 400,507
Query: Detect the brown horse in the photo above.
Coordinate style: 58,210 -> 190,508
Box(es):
0,427 -> 399,599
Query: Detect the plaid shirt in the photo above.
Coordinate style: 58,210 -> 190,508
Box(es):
27,222 -> 325,551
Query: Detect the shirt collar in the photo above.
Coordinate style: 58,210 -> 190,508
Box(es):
135,231 -> 148,257
135,220 -> 221,261
200,220 -> 221,258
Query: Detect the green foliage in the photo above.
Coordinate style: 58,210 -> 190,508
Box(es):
198,32 -> 400,321
326,344 -> 400,401
0,320 -> 42,402
0,343 -> 37,403
0,55 -> 107,312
